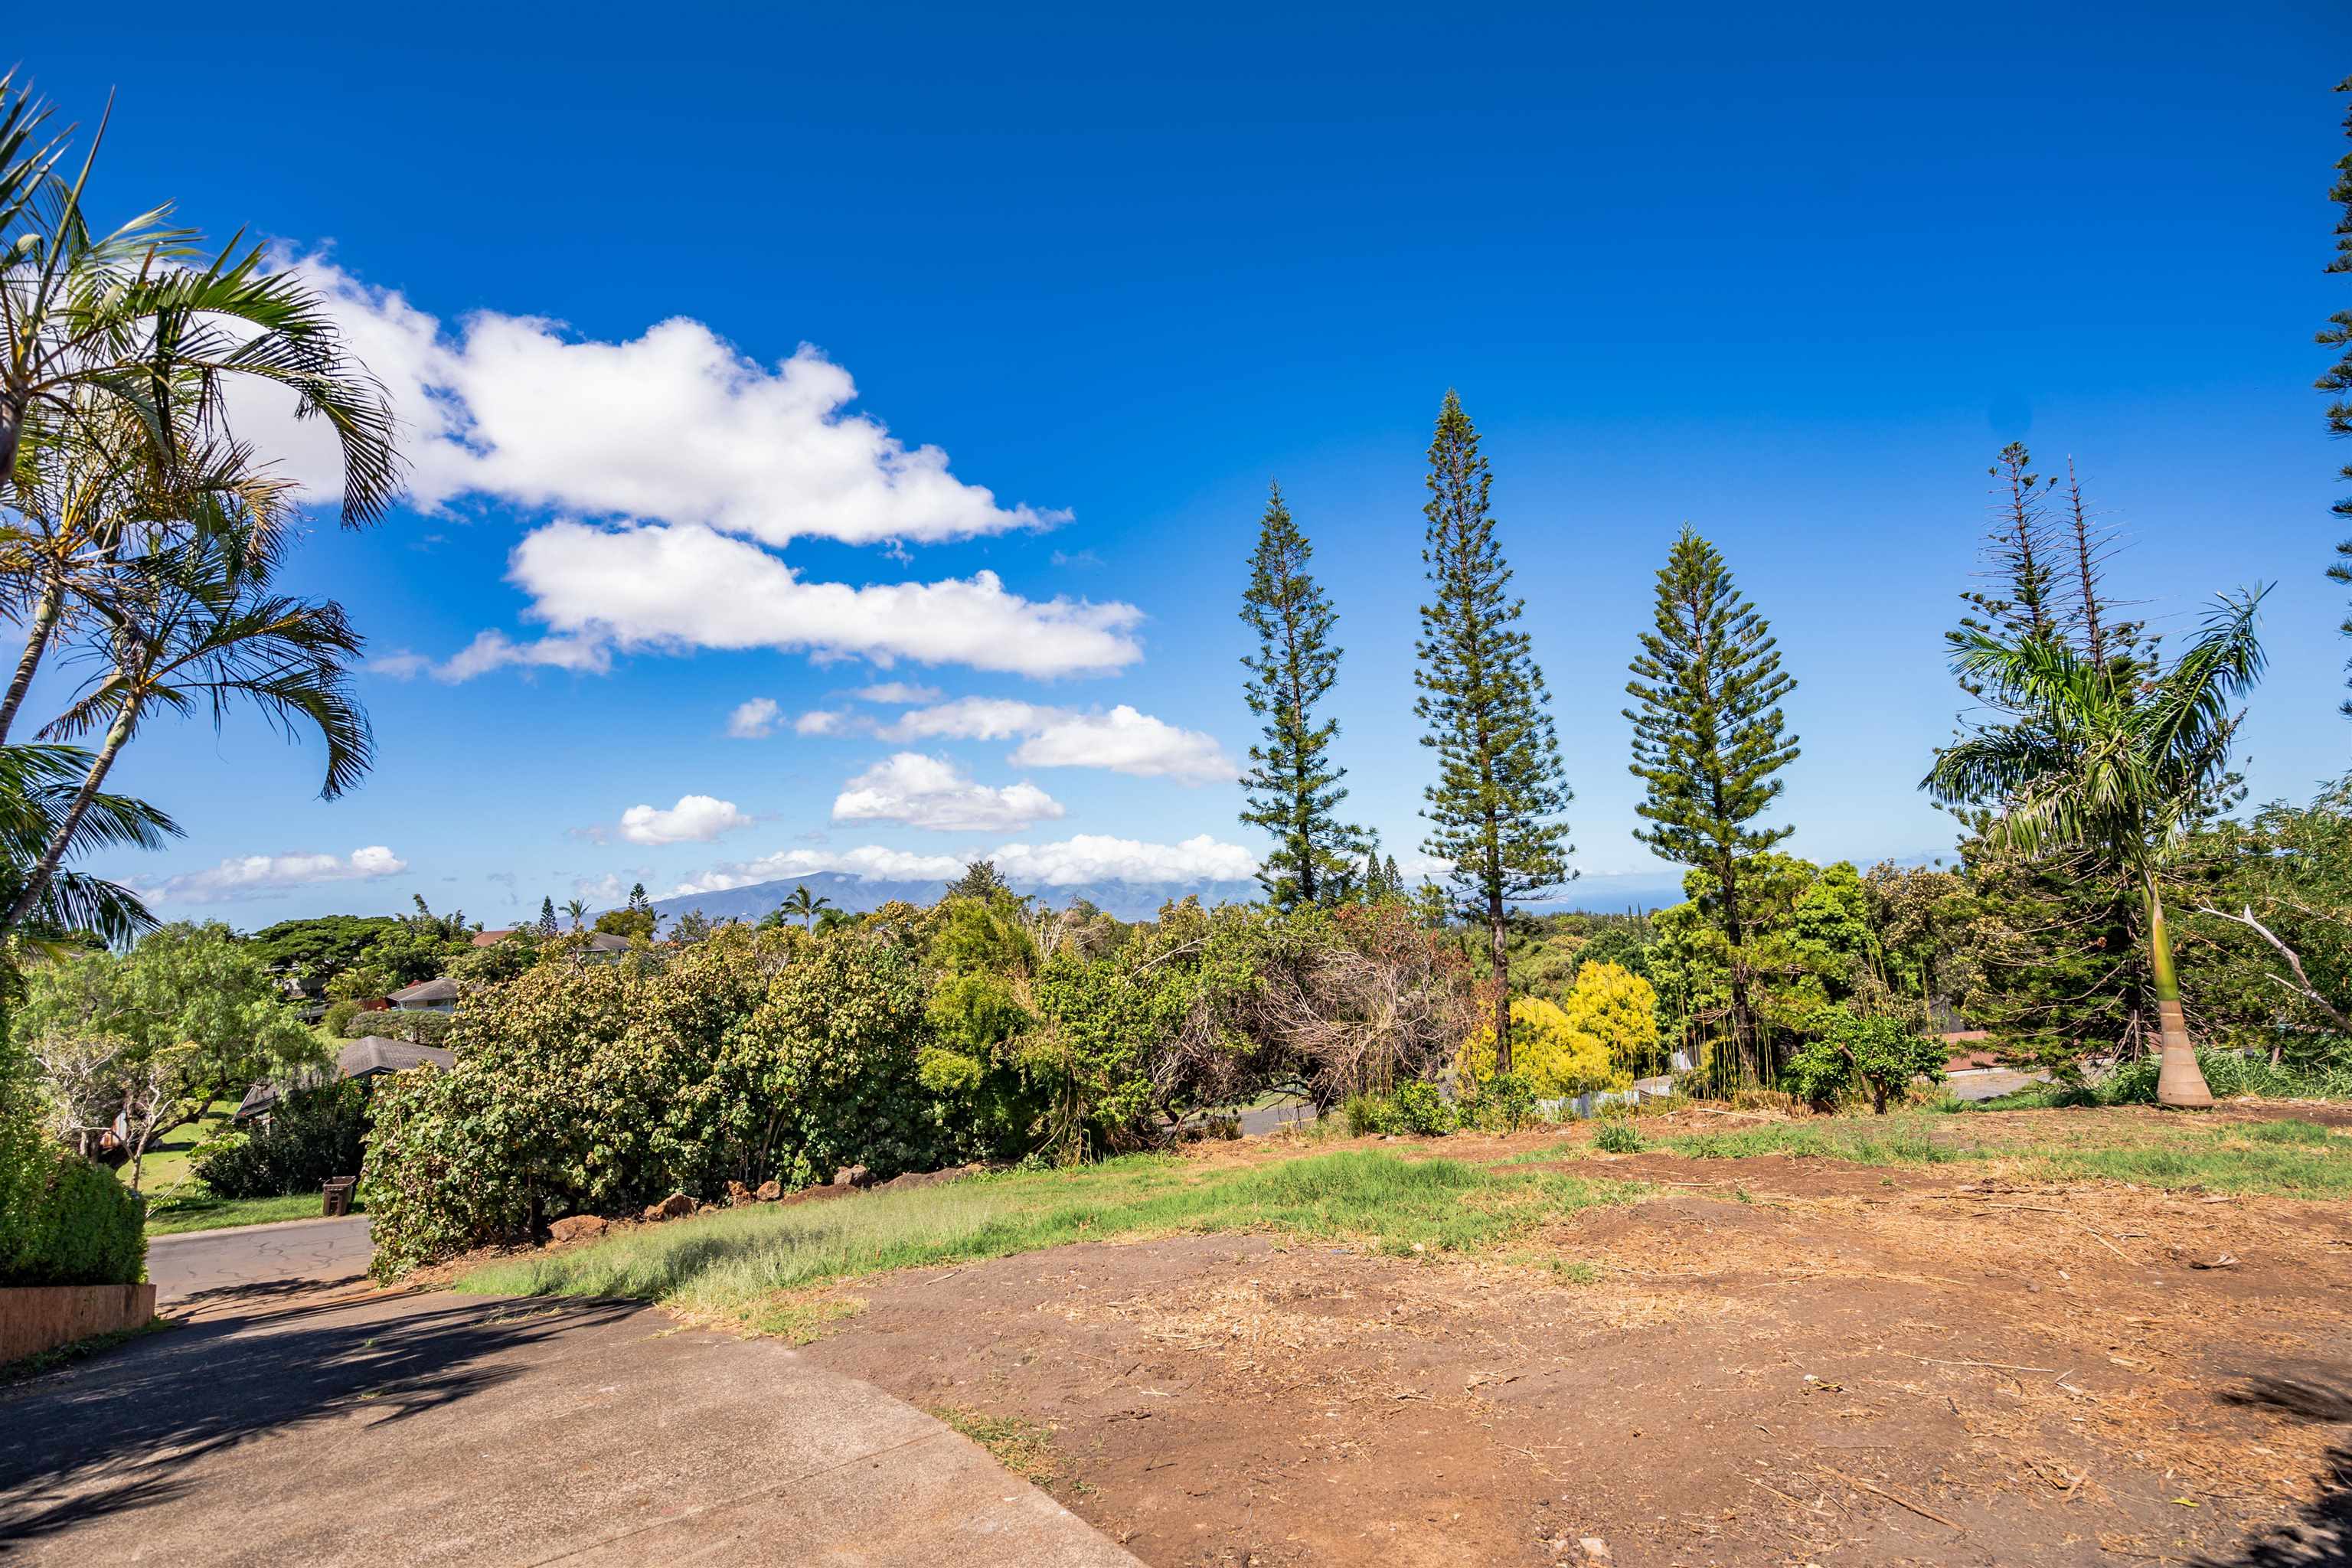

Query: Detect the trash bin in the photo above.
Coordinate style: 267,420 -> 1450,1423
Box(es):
322,1176 -> 357,1217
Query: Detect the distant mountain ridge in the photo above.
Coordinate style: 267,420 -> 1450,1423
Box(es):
646,868 -> 1686,926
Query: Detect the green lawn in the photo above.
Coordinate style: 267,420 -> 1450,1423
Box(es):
142,1189 -> 354,1236
118,1098 -> 238,1193
458,1149 -> 1642,1327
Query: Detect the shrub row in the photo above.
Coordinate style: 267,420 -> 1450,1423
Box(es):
194,1080 -> 370,1198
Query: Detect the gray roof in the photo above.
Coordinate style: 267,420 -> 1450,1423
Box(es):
336,1037 -> 456,1079
387,975 -> 460,1004
584,933 -> 632,952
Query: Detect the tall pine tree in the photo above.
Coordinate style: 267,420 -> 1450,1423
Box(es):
1237,482 -> 1367,906
1413,392 -> 1573,1071
538,896 -> 558,937
1624,528 -> 1799,1083
2319,75 -> 2352,711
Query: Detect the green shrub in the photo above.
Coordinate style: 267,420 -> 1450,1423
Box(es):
362,926 -> 952,1277
1784,1007 -> 1946,1114
194,1080 -> 369,1197
0,1142 -> 145,1287
1593,1117 -> 1643,1154
1464,1072 -> 1539,1132
1344,1080 -> 1458,1137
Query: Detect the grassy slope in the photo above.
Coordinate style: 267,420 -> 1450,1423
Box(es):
458,1149 -> 1641,1325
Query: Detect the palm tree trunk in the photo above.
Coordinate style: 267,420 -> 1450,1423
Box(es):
2142,874 -> 2213,1109
5,699 -> 136,930
0,570 -> 64,745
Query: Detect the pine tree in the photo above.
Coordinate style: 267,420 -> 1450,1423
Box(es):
1237,482 -> 1368,907
2319,75 -> 2352,711
1413,391 -> 1574,1072
537,896 -> 558,938
1624,528 -> 1799,1083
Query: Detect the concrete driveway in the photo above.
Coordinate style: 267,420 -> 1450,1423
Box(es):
146,1214 -> 375,1302
3,1226 -> 1141,1566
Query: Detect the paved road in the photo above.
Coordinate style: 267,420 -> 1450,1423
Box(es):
146,1214 -> 375,1302
2,1221 -> 1142,1566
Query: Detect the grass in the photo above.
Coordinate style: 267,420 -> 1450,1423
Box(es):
143,1188 -> 353,1236
1664,1118 -> 1971,1165
116,1099 -> 238,1193
930,1407 -> 1074,1491
457,1149 -> 1642,1325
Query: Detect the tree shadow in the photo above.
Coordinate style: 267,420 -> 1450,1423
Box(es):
0,1289 -> 643,1550
2195,1372 -> 2352,1566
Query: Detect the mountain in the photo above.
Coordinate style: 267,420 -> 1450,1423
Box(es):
647,871 -> 1264,926
646,867 -> 1688,926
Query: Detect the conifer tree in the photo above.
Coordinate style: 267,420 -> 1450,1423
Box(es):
2318,75 -> 2352,710
1413,391 -> 1573,1070
1624,528 -> 1798,1083
538,896 -> 558,938
1238,482 -> 1367,907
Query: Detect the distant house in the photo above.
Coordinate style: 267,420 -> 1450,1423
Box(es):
581,932 -> 632,959
234,1036 -> 456,1124
386,975 -> 460,1011
470,928 -> 518,946
337,1036 -> 456,1079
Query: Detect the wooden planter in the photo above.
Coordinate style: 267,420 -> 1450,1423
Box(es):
1,1282 -> 158,1365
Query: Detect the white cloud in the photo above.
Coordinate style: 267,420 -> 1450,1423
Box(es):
988,833 -> 1259,886
665,844 -> 966,899
793,710 -> 845,736
490,521 -> 1142,678
661,833 -> 1259,899
831,753 -> 1063,833
726,697 -> 781,739
142,846 -> 408,904
851,681 -> 942,704
244,260 -> 1142,682
617,795 -> 756,846
881,698 -> 1231,782
263,257 -> 1065,547
373,629 -> 610,683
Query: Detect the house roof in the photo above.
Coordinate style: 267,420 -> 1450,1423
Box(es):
584,933 -> 632,952
387,975 -> 460,1004
336,1037 -> 456,1078
235,1080 -> 280,1121
470,928 -> 515,947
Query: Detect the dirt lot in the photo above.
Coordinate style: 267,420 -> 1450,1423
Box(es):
791,1113 -> 2352,1567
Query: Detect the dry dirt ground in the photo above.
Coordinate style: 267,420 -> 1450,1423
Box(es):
775,1112 -> 2352,1568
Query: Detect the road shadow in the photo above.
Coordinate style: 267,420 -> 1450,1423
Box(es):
2195,1371 -> 2352,1566
0,1291 -> 642,1552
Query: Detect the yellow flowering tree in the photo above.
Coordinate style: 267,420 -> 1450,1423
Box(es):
1457,996 -> 1622,1098
1558,961 -> 1662,1076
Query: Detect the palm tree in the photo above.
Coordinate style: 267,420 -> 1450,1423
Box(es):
0,741 -> 175,945
1926,590 -> 2268,1108
4,523 -> 371,929
562,898 -> 588,931
779,884 -> 832,931
0,74 -> 399,525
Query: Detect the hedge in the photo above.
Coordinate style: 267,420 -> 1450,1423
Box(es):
0,1138 -> 145,1287
195,1080 -> 369,1197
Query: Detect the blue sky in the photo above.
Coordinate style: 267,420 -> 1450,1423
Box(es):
16,2 -> 2352,923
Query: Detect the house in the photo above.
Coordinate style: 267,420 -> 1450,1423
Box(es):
386,975 -> 460,1011
470,928 -> 518,946
336,1036 -> 456,1079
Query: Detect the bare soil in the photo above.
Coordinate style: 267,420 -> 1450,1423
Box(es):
790,1120 -> 2352,1567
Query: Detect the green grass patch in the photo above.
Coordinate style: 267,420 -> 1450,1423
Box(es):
143,1189 -> 354,1236
456,1149 -> 1641,1323
2027,1123 -> 2352,1197
1664,1118 -> 1969,1165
